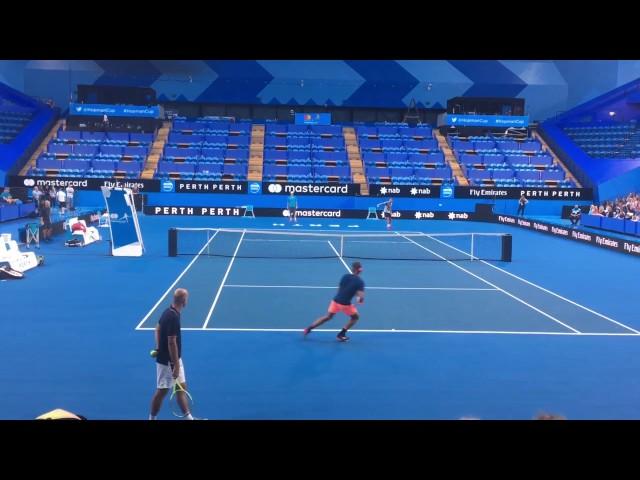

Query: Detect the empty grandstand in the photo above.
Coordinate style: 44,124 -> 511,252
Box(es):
31,129 -> 154,178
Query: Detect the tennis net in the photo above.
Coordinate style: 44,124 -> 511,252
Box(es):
168,228 -> 512,262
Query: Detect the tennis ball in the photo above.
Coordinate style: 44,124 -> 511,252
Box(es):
150,349 -> 158,358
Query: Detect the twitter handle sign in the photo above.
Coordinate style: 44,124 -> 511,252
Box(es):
446,114 -> 529,127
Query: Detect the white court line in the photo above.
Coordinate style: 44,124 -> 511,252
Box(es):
134,327 -> 640,336
202,229 -> 246,329
135,229 -> 220,330
327,240 -> 351,272
346,240 -> 414,244
253,228 -> 382,233
224,284 -> 498,291
398,233 -> 581,334
424,234 -> 640,335
243,239 -> 330,243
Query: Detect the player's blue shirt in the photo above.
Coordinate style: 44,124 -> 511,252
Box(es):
333,274 -> 365,305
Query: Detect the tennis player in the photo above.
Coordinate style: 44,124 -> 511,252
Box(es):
303,261 -> 365,342
287,191 -> 298,223
383,199 -> 393,229
149,288 -> 194,420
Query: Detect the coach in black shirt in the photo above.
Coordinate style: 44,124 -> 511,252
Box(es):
149,288 -> 193,420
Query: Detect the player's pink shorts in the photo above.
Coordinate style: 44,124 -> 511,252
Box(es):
328,300 -> 358,316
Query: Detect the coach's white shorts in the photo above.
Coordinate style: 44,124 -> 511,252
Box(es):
156,358 -> 186,389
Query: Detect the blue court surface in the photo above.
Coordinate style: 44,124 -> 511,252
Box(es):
2,214 -> 640,419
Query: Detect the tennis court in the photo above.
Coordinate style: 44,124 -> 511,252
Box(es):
137,227 -> 637,336
3,215 -> 640,420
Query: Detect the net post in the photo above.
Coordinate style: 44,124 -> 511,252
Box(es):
168,228 -> 177,257
340,235 -> 344,257
470,233 -> 475,261
501,234 -> 512,262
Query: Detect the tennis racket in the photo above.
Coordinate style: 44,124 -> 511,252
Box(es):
169,379 -> 193,418
169,375 -> 194,418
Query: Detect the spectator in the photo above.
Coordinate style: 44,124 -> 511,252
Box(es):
40,199 -> 52,242
56,188 -> 67,215
569,205 -> 582,226
517,194 -> 528,217
65,185 -> 75,211
588,192 -> 640,221
0,187 -> 21,205
32,186 -> 42,213
48,186 -> 57,210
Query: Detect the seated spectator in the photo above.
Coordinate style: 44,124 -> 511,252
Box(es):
624,208 -> 632,219
570,205 -> 582,226
589,192 -> 640,221
590,192 -> 640,222
0,188 -> 21,205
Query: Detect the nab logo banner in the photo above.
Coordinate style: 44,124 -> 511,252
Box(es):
448,212 -> 469,220
249,182 -> 262,194
370,184 -> 440,198
161,180 -> 175,193
441,186 -> 453,198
